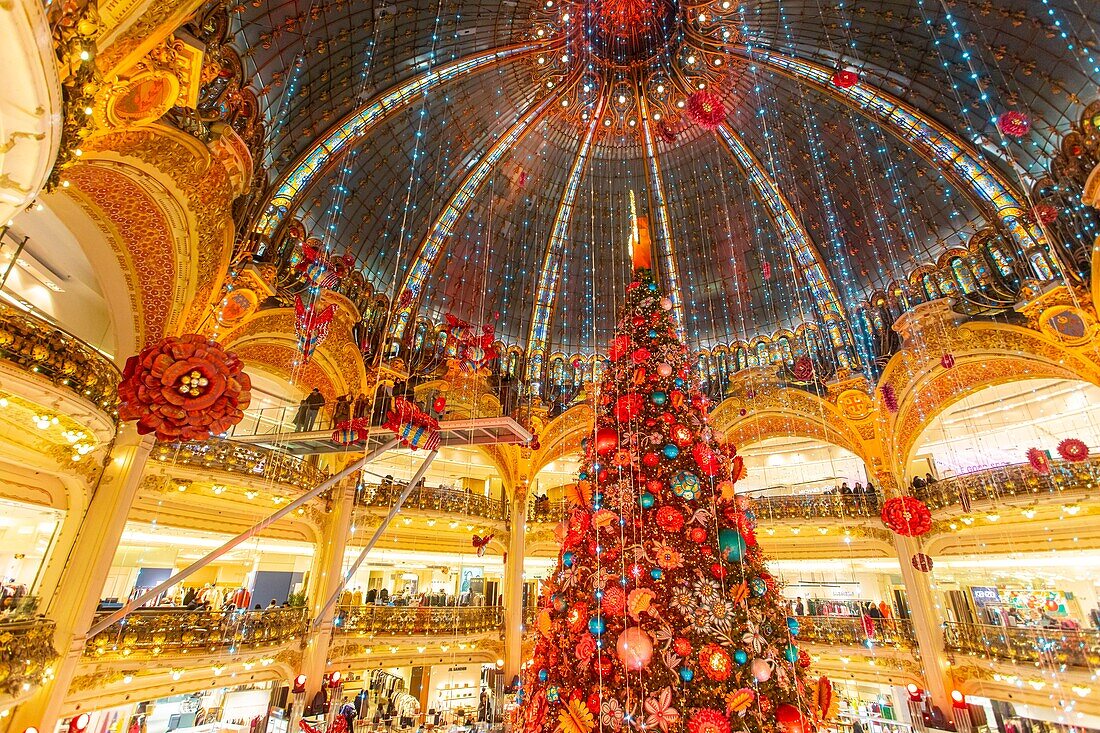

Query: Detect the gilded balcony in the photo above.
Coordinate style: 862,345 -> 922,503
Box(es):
527,498 -> 568,524
84,607 -> 308,659
356,482 -> 506,522
152,439 -> 328,490
0,302 -> 119,411
0,619 -> 58,700
333,605 -> 503,638
794,615 -> 918,651
752,493 -> 882,521
913,459 -> 1100,513
945,621 -> 1100,668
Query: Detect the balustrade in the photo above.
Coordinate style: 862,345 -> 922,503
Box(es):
913,459 -> 1100,511
0,619 -> 57,697
334,605 -> 503,637
0,303 -> 119,411
356,482 -> 506,521
85,607 -> 307,658
794,615 -> 917,650
527,499 -> 568,524
153,439 -> 328,490
944,621 -> 1100,668
752,493 -> 882,521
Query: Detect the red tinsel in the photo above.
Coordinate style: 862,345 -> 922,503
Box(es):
997,111 -> 1031,138
1027,447 -> 1051,474
1057,438 -> 1089,462
118,334 -> 252,442
911,553 -> 934,572
880,384 -> 898,413
685,91 -> 727,130
881,496 -> 932,537
831,70 -> 859,89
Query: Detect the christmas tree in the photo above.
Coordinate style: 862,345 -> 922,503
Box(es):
520,267 -> 831,733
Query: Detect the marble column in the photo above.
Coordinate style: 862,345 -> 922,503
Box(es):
502,487 -> 528,683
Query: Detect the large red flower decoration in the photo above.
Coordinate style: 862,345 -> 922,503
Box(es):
685,92 -> 727,131
1027,447 -> 1051,475
997,111 -> 1031,138
881,496 -> 932,537
118,335 -> 252,441
792,356 -> 814,381
1057,438 -> 1089,462
831,70 -> 859,89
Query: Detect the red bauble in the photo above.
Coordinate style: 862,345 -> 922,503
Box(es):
940,353 -> 955,369
595,653 -> 614,676
646,479 -> 665,494
1057,438 -> 1089,462
595,427 -> 619,455
587,692 -> 601,714
118,334 -> 252,442
911,553 -> 934,572
643,452 -> 661,468
776,704 -> 809,733
685,91 -> 727,130
881,496 -> 932,537
432,395 -> 447,413
831,69 -> 859,88
710,562 -> 726,578
601,584 -> 627,615
998,110 -> 1031,138
797,649 -> 812,668
656,506 -> 685,532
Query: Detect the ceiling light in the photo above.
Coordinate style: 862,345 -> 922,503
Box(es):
1063,504 -> 1081,515
652,113 -> 661,120
656,84 -> 664,93
617,94 -> 626,103
560,54 -> 568,63
687,55 -> 696,64
714,58 -> 723,66
1021,508 -> 1036,519
676,100 -> 685,108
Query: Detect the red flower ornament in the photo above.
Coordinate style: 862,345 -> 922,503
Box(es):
1027,447 -> 1051,475
688,709 -> 730,733
881,496 -> 932,537
997,111 -> 1031,138
831,70 -> 859,88
685,91 -> 727,130
1057,438 -> 1089,462
118,334 -> 252,442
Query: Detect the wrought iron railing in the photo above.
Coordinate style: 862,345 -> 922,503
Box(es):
85,607 -> 307,658
334,605 -> 503,637
0,619 -> 57,696
527,499 -> 568,524
794,615 -> 917,650
356,482 -> 506,521
944,621 -> 1100,668
751,493 -> 882,521
912,458 -> 1100,511
153,439 -> 328,490
0,303 -> 120,411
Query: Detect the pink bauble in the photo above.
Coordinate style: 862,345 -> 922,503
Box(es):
660,298 -> 673,311
751,658 -> 773,682
616,627 -> 654,671
657,363 -> 673,377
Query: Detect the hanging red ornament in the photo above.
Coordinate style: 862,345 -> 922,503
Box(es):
940,354 -> 955,369
831,70 -> 859,88
688,526 -> 708,543
880,496 -> 932,537
657,119 -> 678,144
997,111 -> 1031,138
685,91 -> 727,130
911,553 -> 934,572
615,393 -> 644,421
1027,447 -> 1051,474
117,334 -> 252,442
880,384 -> 898,413
761,262 -> 772,280
471,534 -> 493,556
294,295 -> 338,364
432,395 -> 447,413
1033,202 -> 1059,225
693,442 -> 722,476
776,704 -> 809,733
595,427 -> 620,455
792,356 -> 814,381
672,424 -> 694,447
1057,438 -> 1089,462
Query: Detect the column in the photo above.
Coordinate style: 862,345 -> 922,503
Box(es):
294,474 -> 356,714
8,424 -> 154,733
502,485 -> 528,683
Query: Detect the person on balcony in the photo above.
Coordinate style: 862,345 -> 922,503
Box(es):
304,388 -> 326,430
293,398 -> 311,432
353,392 -> 370,419
334,394 -> 352,424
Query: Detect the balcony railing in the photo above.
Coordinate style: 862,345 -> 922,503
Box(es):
153,439 -> 328,490
85,607 -> 308,658
355,483 -> 506,521
334,605 -> 503,637
794,615 -> 918,650
527,499 -> 568,524
0,303 -> 119,411
751,493 -> 882,521
945,621 -> 1100,668
0,619 -> 57,697
913,459 -> 1100,511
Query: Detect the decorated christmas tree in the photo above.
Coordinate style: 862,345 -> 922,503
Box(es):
520,265 -> 832,733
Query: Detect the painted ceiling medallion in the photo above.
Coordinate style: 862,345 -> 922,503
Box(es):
529,0 -> 742,140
